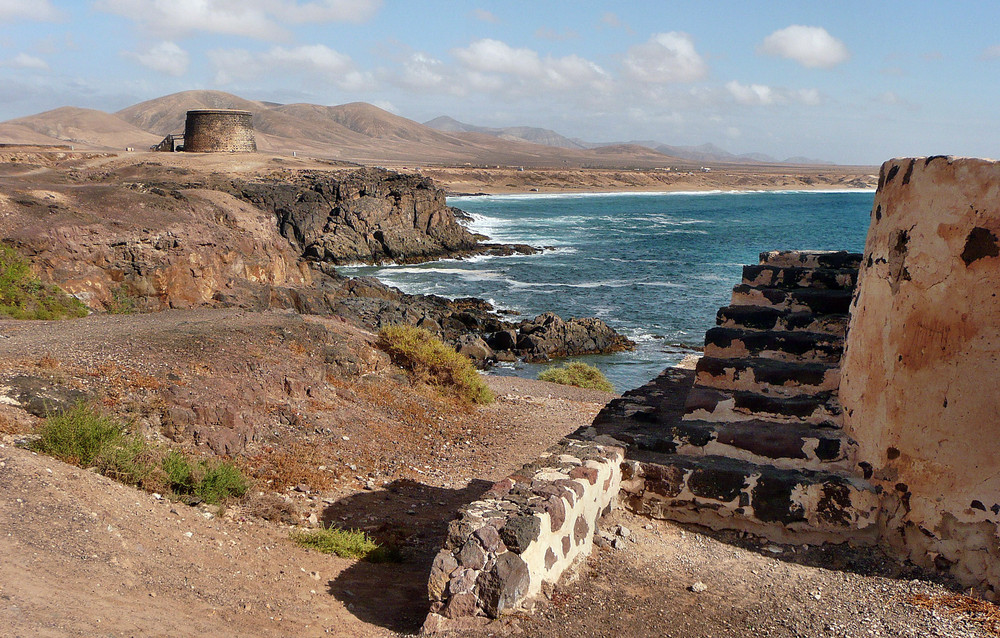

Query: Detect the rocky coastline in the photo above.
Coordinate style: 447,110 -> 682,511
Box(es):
2,159 -> 633,366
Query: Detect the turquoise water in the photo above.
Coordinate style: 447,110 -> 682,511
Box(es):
340,190 -> 876,392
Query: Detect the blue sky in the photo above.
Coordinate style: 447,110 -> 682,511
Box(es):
1,0 -> 999,164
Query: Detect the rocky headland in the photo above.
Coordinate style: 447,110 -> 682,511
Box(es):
0,153 -> 632,366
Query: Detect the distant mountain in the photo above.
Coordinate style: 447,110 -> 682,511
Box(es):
425,116 -> 587,150
0,106 -> 159,149
429,115 -> 835,166
116,90 -> 266,136
0,91 -> 692,167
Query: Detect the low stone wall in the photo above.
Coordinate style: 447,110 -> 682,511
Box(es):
423,439 -> 623,632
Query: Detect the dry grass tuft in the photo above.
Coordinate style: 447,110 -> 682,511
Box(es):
238,441 -> 339,492
377,325 -> 493,405
906,593 -> 1000,634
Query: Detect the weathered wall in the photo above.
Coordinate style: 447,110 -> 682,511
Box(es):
840,156 -> 1000,597
423,439 -> 622,632
183,109 -> 256,153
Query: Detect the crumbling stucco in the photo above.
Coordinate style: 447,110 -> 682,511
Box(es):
841,156 -> 1000,597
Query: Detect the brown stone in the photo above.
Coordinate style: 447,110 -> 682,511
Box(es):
458,539 -> 487,570
562,535 -> 572,556
544,548 -> 557,569
442,593 -> 478,619
478,553 -> 530,617
569,466 -> 599,485
428,550 -> 458,601
448,569 -> 479,596
473,525 -> 502,553
574,516 -> 589,545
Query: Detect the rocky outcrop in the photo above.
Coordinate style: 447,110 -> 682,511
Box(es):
1,162 -> 632,364
512,313 -> 634,362
233,168 -> 480,265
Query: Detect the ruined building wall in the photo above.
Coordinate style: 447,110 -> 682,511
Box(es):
840,156 -> 1000,596
183,109 -> 256,153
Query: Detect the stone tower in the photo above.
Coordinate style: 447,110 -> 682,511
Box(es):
182,109 -> 256,153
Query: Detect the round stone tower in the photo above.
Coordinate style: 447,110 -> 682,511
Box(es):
183,109 -> 256,153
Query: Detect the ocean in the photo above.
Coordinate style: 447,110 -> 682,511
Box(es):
339,190 -> 876,392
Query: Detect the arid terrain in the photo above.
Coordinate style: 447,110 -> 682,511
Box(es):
0,89 -> 878,193
0,129 -> 986,638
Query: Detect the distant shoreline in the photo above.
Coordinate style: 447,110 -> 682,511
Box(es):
412,165 -> 879,197
448,187 -> 878,199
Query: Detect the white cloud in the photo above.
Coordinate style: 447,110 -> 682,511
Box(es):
209,44 -> 370,90
94,0 -> 380,39
453,39 -> 543,76
396,52 -> 447,90
265,44 -> 353,73
623,32 -> 708,83
726,81 -> 776,105
128,41 -> 189,76
451,39 -> 609,92
759,25 -> 849,69
726,81 -> 823,106
0,0 -> 60,20
472,8 -> 498,23
7,53 -> 49,70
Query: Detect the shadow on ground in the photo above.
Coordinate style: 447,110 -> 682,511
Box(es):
325,478 -> 493,634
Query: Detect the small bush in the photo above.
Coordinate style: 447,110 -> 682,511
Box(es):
377,325 -> 494,405
96,433 -> 157,488
291,525 -> 401,562
33,403 -> 156,488
33,402 -> 249,503
195,460 -> 249,504
32,402 -> 128,467
107,283 -> 137,315
0,244 -> 88,320
538,362 -> 615,392
163,449 -> 196,493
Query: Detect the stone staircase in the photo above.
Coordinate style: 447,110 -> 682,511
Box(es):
582,250 -> 880,545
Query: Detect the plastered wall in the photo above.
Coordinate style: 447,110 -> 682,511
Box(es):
841,156 -> 1000,596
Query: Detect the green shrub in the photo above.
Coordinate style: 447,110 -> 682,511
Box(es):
163,449 -> 196,493
32,402 -> 128,467
96,433 -> 157,488
33,402 -> 249,502
0,244 -> 88,320
32,403 -> 155,487
291,525 -> 402,562
195,460 -> 249,504
538,362 -> 615,392
377,325 -> 494,404
107,283 -> 137,315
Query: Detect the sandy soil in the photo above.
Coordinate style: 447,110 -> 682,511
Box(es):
415,164 -> 878,195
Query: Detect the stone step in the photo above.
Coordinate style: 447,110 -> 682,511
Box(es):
742,265 -> 858,290
683,387 -> 843,426
619,453 -> 878,544
716,305 -> 850,337
703,327 -> 844,364
694,356 -> 840,397
730,285 -> 853,314
758,250 -> 863,270
628,419 -> 856,471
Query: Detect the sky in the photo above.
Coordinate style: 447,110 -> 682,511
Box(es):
1,0 -> 999,165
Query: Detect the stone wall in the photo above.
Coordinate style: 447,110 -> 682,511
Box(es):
423,439 -> 623,632
183,109 -> 256,153
840,156 -> 1000,597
